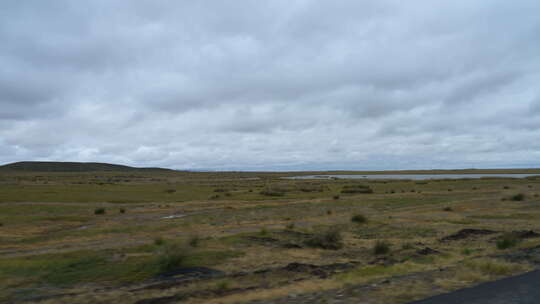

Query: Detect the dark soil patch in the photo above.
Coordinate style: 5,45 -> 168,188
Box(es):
440,229 -> 497,241
489,230 -> 540,243
416,247 -> 440,255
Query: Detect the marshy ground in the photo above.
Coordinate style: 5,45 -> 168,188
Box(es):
1,170 -> 540,303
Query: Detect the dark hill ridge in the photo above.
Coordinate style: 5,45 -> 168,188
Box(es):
0,161 -> 171,172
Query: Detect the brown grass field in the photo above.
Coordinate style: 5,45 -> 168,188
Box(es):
1,169 -> 540,303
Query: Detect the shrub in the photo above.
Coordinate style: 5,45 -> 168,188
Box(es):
305,227 -> 343,250
351,214 -> 367,224
0,222 -> 3,227
188,235 -> 200,247
462,248 -> 472,255
259,227 -> 268,236
373,241 -> 390,255
443,207 -> 453,212
511,193 -> 525,201
164,189 -> 176,194
497,234 -> 518,250
401,243 -> 414,250
326,209 -> 333,215
209,194 -> 220,200
333,195 -> 340,200
216,280 -> 230,292
119,208 -> 126,214
154,237 -> 166,246
156,243 -> 189,273
503,186 -> 510,189
94,208 -> 106,215
286,222 -> 295,230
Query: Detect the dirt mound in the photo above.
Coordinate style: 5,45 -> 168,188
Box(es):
441,229 -> 496,241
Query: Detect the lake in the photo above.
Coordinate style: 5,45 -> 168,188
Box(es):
287,174 -> 540,180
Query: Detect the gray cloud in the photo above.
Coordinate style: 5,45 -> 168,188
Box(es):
1,0 -> 540,170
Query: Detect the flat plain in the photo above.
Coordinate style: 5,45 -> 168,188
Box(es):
1,169 -> 540,304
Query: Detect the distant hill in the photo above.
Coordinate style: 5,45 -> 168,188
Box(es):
0,161 -> 171,172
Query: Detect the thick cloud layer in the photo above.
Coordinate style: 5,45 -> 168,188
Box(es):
1,1 -> 539,170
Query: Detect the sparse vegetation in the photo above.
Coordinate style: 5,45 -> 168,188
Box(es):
496,234 -> 519,249
188,235 -> 200,247
373,241 -> 391,255
351,214 -> 367,224
341,184 -> 373,194
156,243 -> 190,273
1,167 -> 539,304
511,193 -> 525,201
305,226 -> 343,250
154,237 -> 166,246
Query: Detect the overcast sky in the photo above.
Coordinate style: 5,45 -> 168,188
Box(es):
1,1 -> 540,171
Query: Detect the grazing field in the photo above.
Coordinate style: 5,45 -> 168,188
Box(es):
1,170 -> 540,303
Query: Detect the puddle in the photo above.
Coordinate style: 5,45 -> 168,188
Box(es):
161,214 -> 187,219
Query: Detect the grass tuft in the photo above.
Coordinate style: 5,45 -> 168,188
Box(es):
373,241 -> 391,255
305,226 -> 343,250
351,214 -> 367,224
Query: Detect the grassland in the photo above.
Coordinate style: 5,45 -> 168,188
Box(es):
1,169 -> 540,303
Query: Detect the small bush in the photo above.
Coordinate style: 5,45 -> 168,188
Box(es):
286,222 -> 295,230
447,189 -> 453,192
156,243 -> 189,273
326,209 -> 333,215
0,222 -> 3,227
94,208 -> 106,215
216,280 -> 230,292
259,227 -> 268,236
511,193 -> 525,201
333,195 -> 340,200
443,207 -> 453,212
305,227 -> 343,250
188,235 -> 200,247
351,214 -> 367,224
119,208 -> 126,214
497,234 -> 518,250
164,189 -> 176,194
373,241 -> 390,255
503,186 -> 510,189
154,237 -> 166,246
209,194 -> 220,200
462,248 -> 472,255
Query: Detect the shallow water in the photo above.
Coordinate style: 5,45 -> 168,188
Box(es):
288,173 -> 540,180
